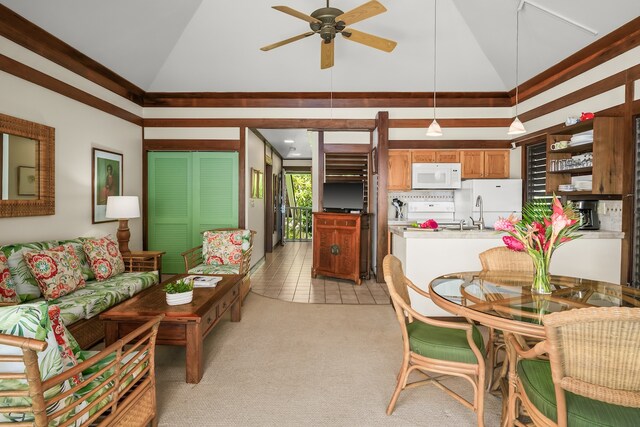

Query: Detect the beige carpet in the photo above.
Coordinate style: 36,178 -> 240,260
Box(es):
154,293 -> 502,426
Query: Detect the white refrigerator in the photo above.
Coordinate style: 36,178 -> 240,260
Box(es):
454,179 -> 523,227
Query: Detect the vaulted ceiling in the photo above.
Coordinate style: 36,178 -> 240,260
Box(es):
2,0 -> 639,93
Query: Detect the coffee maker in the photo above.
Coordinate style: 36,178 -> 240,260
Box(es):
573,200 -> 600,230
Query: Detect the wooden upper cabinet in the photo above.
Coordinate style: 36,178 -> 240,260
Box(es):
388,150 -> 412,190
436,151 -> 460,163
484,151 -> 510,178
461,150 -> 509,179
412,150 -> 437,163
460,151 -> 485,178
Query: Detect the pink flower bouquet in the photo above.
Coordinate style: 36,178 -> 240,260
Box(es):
494,195 -> 580,293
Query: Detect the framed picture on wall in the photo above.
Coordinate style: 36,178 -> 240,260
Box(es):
371,147 -> 378,175
92,148 -> 123,223
251,168 -> 264,199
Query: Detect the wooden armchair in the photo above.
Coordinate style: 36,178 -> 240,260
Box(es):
0,315 -> 163,426
383,255 -> 486,426
509,307 -> 640,426
181,228 -> 256,303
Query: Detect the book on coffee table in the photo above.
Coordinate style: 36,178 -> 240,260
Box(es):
186,275 -> 222,288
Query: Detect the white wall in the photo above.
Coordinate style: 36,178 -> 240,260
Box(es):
0,71 -> 143,247
246,129 -> 265,267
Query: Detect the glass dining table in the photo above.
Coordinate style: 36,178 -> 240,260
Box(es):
429,271 -> 640,426
429,271 -> 640,337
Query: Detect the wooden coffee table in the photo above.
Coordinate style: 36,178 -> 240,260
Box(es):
100,274 -> 242,384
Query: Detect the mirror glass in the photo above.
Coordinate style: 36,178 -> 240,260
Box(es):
0,113 -> 54,218
1,133 -> 39,200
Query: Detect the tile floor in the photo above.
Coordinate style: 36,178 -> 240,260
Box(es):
250,242 -> 390,305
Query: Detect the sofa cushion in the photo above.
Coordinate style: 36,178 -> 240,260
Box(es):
202,229 -> 251,266
51,271 -> 159,326
0,253 -> 19,304
189,263 -> 240,275
1,240 -> 58,301
0,301 -> 85,426
59,238 -> 95,282
24,244 -> 86,300
82,235 -> 125,281
48,305 -> 83,386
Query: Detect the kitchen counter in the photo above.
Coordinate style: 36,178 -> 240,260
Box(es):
389,225 -> 624,240
390,225 -> 624,316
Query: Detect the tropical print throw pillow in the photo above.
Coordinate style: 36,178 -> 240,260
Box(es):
82,235 -> 124,281
48,305 -> 84,385
24,245 -> 86,300
0,253 -> 19,304
202,229 -> 251,266
1,240 -> 58,301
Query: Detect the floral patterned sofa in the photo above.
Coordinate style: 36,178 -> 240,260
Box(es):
181,228 -> 255,302
0,301 -> 162,426
0,237 -> 160,349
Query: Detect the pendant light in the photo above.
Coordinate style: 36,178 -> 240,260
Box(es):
508,6 -> 526,135
427,0 -> 442,137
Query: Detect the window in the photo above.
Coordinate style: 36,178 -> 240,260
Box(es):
525,142 -> 550,203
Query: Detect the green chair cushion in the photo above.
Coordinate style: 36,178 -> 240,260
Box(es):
189,263 -> 240,275
406,320 -> 485,364
518,358 -> 640,427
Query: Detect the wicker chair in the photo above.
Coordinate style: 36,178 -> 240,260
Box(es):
479,246 -> 535,390
383,255 -> 486,426
181,228 -> 256,303
508,307 -> 640,426
0,316 -> 163,426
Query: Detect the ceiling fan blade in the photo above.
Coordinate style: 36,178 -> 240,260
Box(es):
272,6 -> 321,24
261,32 -> 316,51
335,0 -> 387,26
320,39 -> 334,69
342,28 -> 397,52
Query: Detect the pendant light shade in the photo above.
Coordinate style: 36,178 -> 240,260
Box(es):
508,117 -> 526,135
426,0 -> 442,137
427,119 -> 443,136
509,6 -> 526,136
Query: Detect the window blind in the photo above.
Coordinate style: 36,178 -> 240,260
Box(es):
526,142 -> 550,203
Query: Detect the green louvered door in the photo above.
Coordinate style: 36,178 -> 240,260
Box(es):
148,152 -> 239,274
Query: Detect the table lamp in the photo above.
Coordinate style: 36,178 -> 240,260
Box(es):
105,196 -> 140,255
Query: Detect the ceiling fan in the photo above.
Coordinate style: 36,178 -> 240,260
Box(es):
260,0 -> 397,69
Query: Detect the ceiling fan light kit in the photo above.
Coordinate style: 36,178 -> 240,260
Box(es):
261,0 -> 397,69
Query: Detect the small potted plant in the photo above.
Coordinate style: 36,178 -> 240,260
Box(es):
164,278 -> 194,306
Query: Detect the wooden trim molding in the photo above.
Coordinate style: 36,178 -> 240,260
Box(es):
0,54 -> 142,126
143,118 -> 375,130
389,118 -> 512,128
0,5 -> 144,105
239,128 -> 246,229
142,139 -> 240,151
389,140 -> 512,149
142,92 -> 511,109
323,144 -> 371,154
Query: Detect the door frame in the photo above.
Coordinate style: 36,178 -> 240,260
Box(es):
265,155 -> 274,252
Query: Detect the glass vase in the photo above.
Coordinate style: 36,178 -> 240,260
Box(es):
531,255 -> 552,294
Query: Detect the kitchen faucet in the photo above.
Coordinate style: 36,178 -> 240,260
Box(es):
470,195 -> 485,230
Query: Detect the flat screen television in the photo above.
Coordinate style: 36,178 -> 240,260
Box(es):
322,182 -> 364,212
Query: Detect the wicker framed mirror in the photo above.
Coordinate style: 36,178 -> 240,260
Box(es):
0,113 -> 55,217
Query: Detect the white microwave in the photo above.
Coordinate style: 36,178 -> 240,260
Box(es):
412,163 -> 462,189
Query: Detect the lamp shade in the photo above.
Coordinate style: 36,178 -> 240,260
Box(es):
507,117 -> 526,135
105,196 -> 140,219
426,119 -> 443,137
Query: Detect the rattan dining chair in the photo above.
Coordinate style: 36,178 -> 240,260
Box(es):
508,307 -> 640,426
479,246 -> 535,390
383,255 -> 486,426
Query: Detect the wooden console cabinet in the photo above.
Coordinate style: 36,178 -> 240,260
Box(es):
312,212 -> 362,285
